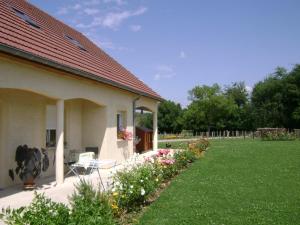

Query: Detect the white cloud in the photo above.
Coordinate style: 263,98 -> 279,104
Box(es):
84,8 -> 99,15
86,33 -> 130,51
77,7 -> 147,30
84,0 -> 101,6
73,4 -> 81,10
57,7 -> 69,15
179,51 -> 187,59
56,3 -> 82,15
103,0 -> 127,5
154,65 -> 176,81
130,24 -> 141,32
102,7 -> 147,29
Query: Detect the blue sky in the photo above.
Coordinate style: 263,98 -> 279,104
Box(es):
29,0 -> 300,107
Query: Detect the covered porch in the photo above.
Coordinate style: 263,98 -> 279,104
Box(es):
0,89 -> 109,188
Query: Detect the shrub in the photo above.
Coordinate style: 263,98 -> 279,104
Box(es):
0,192 -> 70,225
188,139 -> 210,157
257,128 -> 296,141
69,181 -> 115,225
174,150 -> 197,169
154,149 -> 178,180
111,163 -> 159,213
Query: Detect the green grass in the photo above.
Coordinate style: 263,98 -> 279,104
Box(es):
158,141 -> 189,149
138,139 -> 300,225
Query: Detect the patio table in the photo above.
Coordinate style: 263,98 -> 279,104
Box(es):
67,159 -> 117,190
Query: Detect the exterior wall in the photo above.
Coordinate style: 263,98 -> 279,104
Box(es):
136,97 -> 159,113
0,100 -> 4,188
0,90 -> 49,187
81,101 -> 105,154
65,100 -> 82,151
0,53 -> 159,188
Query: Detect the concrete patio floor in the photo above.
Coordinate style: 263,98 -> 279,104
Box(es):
0,150 -> 158,225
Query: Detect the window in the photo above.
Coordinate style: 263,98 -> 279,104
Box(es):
12,7 -> 40,29
46,129 -> 56,147
46,105 -> 56,147
117,111 -> 127,139
64,34 -> 87,51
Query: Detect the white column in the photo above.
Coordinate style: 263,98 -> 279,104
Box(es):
56,99 -> 64,185
153,110 -> 158,151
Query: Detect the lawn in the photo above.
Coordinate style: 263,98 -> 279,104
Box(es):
138,139 -> 300,225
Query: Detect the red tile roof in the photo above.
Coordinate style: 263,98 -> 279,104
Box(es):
0,0 -> 162,100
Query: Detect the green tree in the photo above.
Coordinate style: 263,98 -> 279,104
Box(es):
283,64 -> 300,128
225,82 -> 248,107
251,67 -> 287,128
135,112 -> 153,129
158,100 -> 183,133
225,82 -> 253,130
183,84 -> 238,132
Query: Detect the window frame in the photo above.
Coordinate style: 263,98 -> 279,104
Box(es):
116,111 -> 127,140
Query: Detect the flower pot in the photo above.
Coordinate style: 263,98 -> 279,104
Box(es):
23,177 -> 36,190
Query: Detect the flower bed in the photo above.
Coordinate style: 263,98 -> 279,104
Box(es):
1,139 -> 209,225
257,128 -> 296,141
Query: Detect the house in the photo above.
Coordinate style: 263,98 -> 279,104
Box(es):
0,0 -> 162,188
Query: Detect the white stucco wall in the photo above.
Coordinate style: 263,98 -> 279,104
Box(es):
0,90 -> 48,186
0,53 -> 158,188
65,100 -> 82,151
0,100 -> 4,188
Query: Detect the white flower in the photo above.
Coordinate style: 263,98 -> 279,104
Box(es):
112,187 -> 116,192
115,181 -> 120,186
130,185 -> 134,189
140,179 -> 144,183
141,188 -> 145,196
130,190 -> 133,194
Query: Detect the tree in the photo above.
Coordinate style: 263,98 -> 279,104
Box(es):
135,112 -> 153,129
283,64 -> 300,128
251,67 -> 287,128
183,84 -> 238,132
225,82 -> 248,107
158,100 -> 183,134
225,82 -> 253,130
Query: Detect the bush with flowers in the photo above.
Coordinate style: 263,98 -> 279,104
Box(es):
188,139 -> 210,158
173,149 -> 197,169
110,163 -> 160,213
152,149 -> 178,180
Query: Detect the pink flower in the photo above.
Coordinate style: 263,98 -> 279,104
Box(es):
156,149 -> 170,157
120,129 -> 133,140
160,159 -> 175,165
145,157 -> 154,163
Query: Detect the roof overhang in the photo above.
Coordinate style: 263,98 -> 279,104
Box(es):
0,43 -> 163,102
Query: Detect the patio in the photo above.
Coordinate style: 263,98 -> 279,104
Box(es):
0,150 -> 157,216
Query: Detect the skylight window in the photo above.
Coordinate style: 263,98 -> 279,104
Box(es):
12,7 -> 40,29
64,34 -> 87,51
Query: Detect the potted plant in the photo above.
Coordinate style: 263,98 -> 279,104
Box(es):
9,145 -> 49,190
118,129 -> 133,141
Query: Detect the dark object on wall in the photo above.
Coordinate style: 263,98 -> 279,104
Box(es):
8,169 -> 14,181
9,145 -> 49,190
136,126 -> 153,153
41,148 -> 50,172
85,147 -> 99,156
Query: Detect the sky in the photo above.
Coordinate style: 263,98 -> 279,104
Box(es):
29,0 -> 300,107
